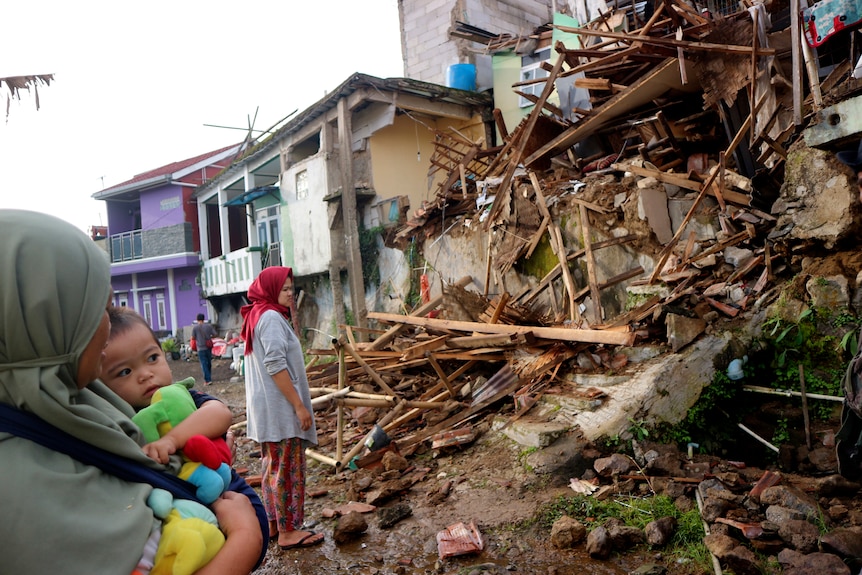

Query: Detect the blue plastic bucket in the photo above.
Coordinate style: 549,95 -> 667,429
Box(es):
446,63 -> 476,91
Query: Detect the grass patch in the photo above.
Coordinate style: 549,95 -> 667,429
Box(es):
529,493 -> 710,572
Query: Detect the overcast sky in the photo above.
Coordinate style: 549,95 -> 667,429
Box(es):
1,0 -> 404,233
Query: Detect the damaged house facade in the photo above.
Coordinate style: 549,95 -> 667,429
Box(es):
125,0 -> 862,453
193,74 -> 492,343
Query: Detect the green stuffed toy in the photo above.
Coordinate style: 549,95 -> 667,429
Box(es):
132,380 -> 232,504
147,488 -> 225,575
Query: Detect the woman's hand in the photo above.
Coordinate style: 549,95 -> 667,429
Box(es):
195,491 -> 262,575
211,491 -> 259,537
296,404 -> 313,431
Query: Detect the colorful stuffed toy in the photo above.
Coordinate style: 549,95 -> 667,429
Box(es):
132,380 -> 232,503
147,488 -> 225,575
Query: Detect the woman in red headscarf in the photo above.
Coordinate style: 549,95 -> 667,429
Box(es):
240,266 -> 323,550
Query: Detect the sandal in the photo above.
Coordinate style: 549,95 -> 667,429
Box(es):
278,530 -> 324,550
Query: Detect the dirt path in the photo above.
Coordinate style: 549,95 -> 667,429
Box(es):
167,355 -> 862,575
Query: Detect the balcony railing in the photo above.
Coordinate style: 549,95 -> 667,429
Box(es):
110,230 -> 143,263
201,247 -> 263,297
265,242 -> 282,268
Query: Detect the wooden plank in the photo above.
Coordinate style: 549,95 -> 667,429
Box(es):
341,340 -> 398,396
400,335 -> 449,361
554,25 -> 777,56
580,202 -> 603,323
446,333 -> 530,349
525,59 -> 680,166
525,214 -> 551,259
368,275 -> 472,350
518,235 -> 639,305
529,171 -> 580,323
368,312 -> 636,345
647,112 -> 753,284
426,353 -> 458,398
484,51 -> 566,227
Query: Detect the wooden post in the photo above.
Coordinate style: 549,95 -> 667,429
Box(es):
799,364 -> 812,450
341,339 -> 398,397
336,342 -> 345,464
579,203 -> 602,323
337,98 -> 369,340
791,0 -> 802,124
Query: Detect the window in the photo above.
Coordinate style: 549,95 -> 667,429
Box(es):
117,294 -> 128,308
142,298 -> 153,328
156,294 -> 166,330
519,47 -> 552,108
296,170 -> 308,200
256,206 -> 282,268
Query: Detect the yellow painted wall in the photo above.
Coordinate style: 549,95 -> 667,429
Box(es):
368,113 -> 487,220
492,12 -> 582,144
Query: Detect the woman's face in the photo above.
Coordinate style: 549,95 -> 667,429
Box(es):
278,276 -> 294,309
76,292 -> 113,389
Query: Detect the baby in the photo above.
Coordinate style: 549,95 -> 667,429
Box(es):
101,307 -> 267,572
101,306 -> 233,464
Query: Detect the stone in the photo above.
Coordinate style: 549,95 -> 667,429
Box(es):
816,474 -> 861,497
549,515 -> 586,548
760,485 -> 820,519
605,518 -> 644,550
781,552 -> 852,575
594,453 -> 634,477
585,525 -> 612,559
333,510 -> 368,544
378,502 -> 412,529
644,516 -> 676,546
382,451 -> 409,472
777,519 -> 820,553
724,246 -> 754,266
806,275 -> 850,310
665,313 -> 706,352
819,526 -> 862,562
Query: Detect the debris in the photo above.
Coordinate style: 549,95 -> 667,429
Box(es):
436,520 -> 484,559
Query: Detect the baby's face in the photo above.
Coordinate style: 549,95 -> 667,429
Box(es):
101,323 -> 174,409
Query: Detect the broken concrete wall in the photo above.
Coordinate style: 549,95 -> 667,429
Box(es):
772,141 -> 861,249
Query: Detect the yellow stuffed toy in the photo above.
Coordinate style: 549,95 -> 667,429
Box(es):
147,488 -> 225,575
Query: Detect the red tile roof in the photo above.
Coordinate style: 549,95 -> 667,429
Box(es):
100,143 -> 240,193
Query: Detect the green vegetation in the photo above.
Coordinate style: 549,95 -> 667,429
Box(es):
358,224 -> 383,289
160,338 -> 179,354
752,305 -> 846,420
529,493 -> 710,571
651,369 -> 740,453
518,446 -> 539,472
518,235 -> 559,280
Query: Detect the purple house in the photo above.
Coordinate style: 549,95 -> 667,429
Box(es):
92,144 -> 242,338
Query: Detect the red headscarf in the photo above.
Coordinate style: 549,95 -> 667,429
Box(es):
240,266 -> 293,355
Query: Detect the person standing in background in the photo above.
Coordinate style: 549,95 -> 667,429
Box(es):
240,266 -> 323,550
192,313 -> 218,385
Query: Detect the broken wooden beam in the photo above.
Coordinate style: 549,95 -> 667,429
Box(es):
368,312 -> 635,345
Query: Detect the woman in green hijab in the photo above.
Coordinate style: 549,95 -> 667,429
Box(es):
0,210 -> 262,575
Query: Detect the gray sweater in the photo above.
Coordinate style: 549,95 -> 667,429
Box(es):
243,310 -> 317,446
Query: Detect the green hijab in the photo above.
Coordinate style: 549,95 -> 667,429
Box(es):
0,210 -> 159,574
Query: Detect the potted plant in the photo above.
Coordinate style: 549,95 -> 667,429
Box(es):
161,338 -> 181,360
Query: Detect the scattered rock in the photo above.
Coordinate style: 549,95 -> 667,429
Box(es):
333,510 -> 368,544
